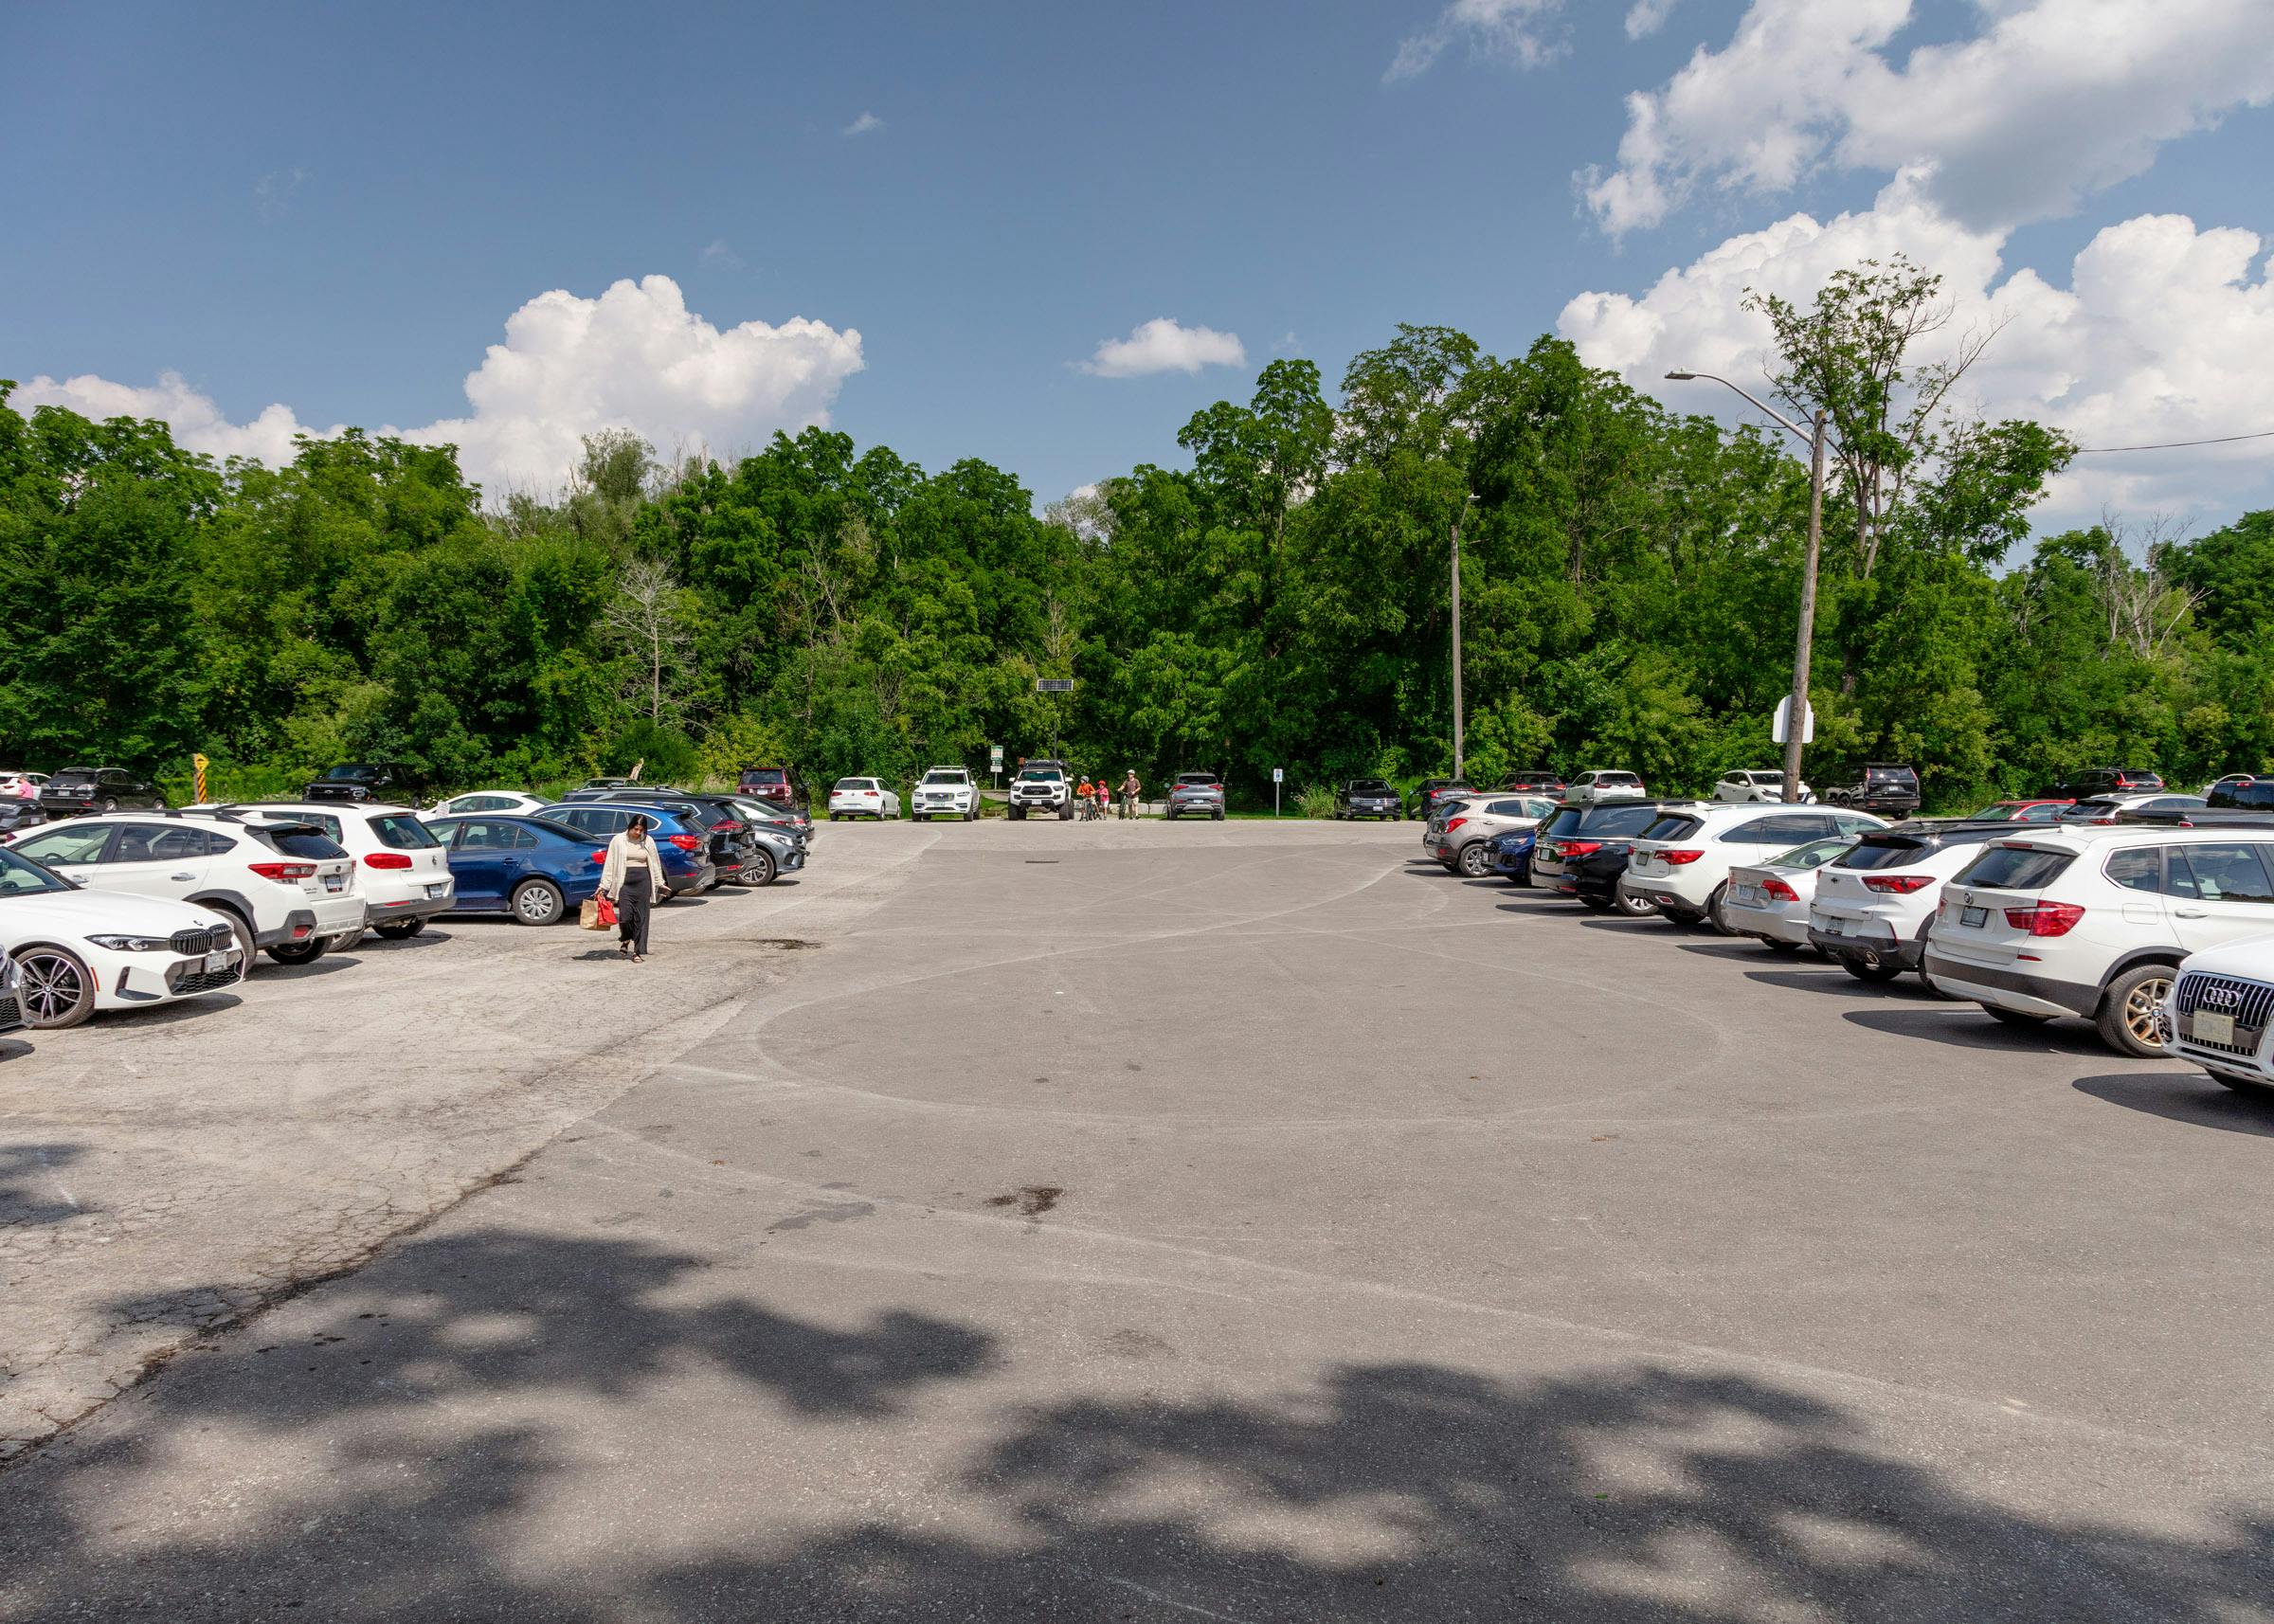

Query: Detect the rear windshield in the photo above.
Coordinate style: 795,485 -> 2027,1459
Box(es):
1177,773 -> 1220,785
1541,807 -> 1585,839
836,779 -> 876,790
49,769 -> 99,785
1596,772 -> 1641,785
370,814 -> 440,850
267,829 -> 350,860
1767,836 -> 1854,870
2208,781 -> 2274,809
1866,767 -> 1919,784
1837,838 -> 1930,871
1580,803 -> 1663,837
1955,845 -> 2077,891
1641,814 -> 1703,839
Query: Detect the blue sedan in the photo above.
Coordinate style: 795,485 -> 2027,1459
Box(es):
532,803 -> 715,895
1488,826 -> 1537,887
424,815 -> 608,926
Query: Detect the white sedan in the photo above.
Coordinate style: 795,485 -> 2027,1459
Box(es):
827,778 -> 901,820
425,790 -> 551,818
1719,834 -> 1866,954
0,845 -> 245,1027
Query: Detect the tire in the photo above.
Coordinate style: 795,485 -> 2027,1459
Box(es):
1706,882 -> 1736,935
264,938 -> 326,965
1058,803 -> 1073,821
16,945 -> 96,1028
98,798 -> 117,814
1010,806 -> 1025,821
1457,842 -> 1492,878
1986,1006 -> 2053,1028
964,809 -> 976,821
209,906 -> 258,962
745,848 -> 776,887
1579,895 -> 1613,911
510,877 -> 566,927
1613,888 -> 1659,918
2097,962 -> 2175,1057
374,917 -> 425,940
1165,810 -> 1177,821
1211,809 -> 1223,821
1840,956 -> 1904,983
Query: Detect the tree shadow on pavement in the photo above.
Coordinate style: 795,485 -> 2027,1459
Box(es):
0,1142 -> 89,1227
2073,1072 -> 2274,1137
0,1229 -> 2266,1621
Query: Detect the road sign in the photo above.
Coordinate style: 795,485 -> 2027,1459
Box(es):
1036,677 -> 1074,693
1272,767 -> 1283,783
989,745 -> 1003,770
1772,695 -> 1815,745
192,752 -> 208,803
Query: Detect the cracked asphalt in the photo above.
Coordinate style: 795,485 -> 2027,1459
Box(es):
2,820 -> 2270,1622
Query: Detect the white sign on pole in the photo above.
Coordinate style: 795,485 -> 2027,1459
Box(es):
989,745 -> 1003,769
1772,695 -> 1816,746
1272,767 -> 1284,783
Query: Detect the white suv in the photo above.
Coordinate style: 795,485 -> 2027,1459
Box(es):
1927,827 -> 2274,1056
1565,770 -> 1648,805
912,767 -> 978,821
1713,769 -> 1813,803
1624,804 -> 1885,929
229,803 -> 455,940
9,812 -> 363,966
1808,821 -> 2014,985
2163,936 -> 2274,1093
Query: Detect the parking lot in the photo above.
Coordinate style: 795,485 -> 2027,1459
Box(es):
3,819 -> 2270,1621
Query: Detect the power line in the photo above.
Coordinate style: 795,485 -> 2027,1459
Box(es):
2072,428 -> 2274,454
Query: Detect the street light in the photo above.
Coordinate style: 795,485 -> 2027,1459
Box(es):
1667,370 -> 1827,805
1452,491 -> 1477,780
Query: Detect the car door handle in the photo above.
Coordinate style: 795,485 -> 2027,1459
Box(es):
169,872 -> 195,881
2174,908 -> 2208,918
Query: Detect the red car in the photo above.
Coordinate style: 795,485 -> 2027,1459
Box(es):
1970,799 -> 2073,823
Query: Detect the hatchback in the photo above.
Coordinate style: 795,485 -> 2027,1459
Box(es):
1434,797 -> 1557,877
228,803 -> 455,939
828,778 -> 902,820
1563,770 -> 1647,805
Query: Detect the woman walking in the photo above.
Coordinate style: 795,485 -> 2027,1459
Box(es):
599,814 -> 660,962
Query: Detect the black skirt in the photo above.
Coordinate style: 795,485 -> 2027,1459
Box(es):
617,866 -> 654,952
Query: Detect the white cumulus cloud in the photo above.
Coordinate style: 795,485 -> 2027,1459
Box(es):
1559,171 -> 2274,532
1387,0 -> 1563,81
15,275 -> 865,495
1079,318 -> 1247,379
1581,0 -> 2274,236
843,111 -> 884,136
1623,0 -> 1680,40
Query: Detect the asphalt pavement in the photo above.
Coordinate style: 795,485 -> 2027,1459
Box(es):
2,818 -> 2269,1621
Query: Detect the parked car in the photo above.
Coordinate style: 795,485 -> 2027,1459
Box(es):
1009,764 -> 1074,821
8,811 -> 359,965
737,767 -> 808,810
2057,793 -> 2205,826
1433,796 -> 1558,877
1806,821 -> 2012,983
1335,780 -> 1403,821
1721,834 -> 1866,954
828,778 -> 901,821
1622,804 -> 1886,930
2045,767 -> 2166,801
1563,770 -> 1648,805
0,798 -> 45,837
1487,826 -> 1539,886
1925,825 -> 2274,1056
1713,769 -> 1814,803
423,815 -> 611,926
2205,775 -> 2274,811
1419,795 -> 1478,854
305,763 -> 425,804
912,767 -> 979,821
1165,772 -> 1226,821
1825,764 -> 1922,818
2163,936 -> 2274,1094
0,844 -> 245,1028
731,794 -> 815,840
1969,799 -> 2073,823
1408,779 -> 1472,821
1499,771 -> 1567,799
37,767 -> 164,817
224,803 -> 455,940
1532,801 -> 1666,914
528,803 -> 714,896
0,771 -> 48,802
564,789 -> 764,887
427,790 -> 551,819
713,802 -> 808,885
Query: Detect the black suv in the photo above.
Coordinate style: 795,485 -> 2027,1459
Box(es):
306,763 -> 424,804
2205,775 -> 2273,810
1409,778 -> 1473,821
1530,801 -> 1666,914
1335,780 -> 1401,820
37,767 -> 163,817
1826,763 -> 1921,817
1500,771 -> 1567,798
737,767 -> 807,810
2045,767 -> 2165,800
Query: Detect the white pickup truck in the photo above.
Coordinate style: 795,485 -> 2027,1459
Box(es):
913,766 -> 979,821
1008,764 -> 1074,821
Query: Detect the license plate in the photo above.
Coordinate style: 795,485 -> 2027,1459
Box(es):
2193,1010 -> 2235,1045
426,881 -> 448,898
1730,884 -> 1760,905
204,951 -> 228,974
323,872 -> 345,892
1960,905 -> 1989,928
1821,916 -> 1844,935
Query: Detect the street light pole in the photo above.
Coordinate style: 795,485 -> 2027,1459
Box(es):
1667,371 -> 1825,803
1452,492 -> 1474,781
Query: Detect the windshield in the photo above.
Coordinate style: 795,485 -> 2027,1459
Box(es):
1541,807 -> 1585,838
1579,803 -> 1663,837
1766,836 -> 1855,869
321,765 -> 381,782
835,779 -> 876,791
922,770 -> 968,784
370,813 -> 441,849
1866,767 -> 1918,784
1018,768 -> 1062,783
0,847 -> 72,895
1349,781 -> 1393,793
1641,814 -> 1703,839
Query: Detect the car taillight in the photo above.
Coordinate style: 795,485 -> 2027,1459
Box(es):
1862,875 -> 1932,893
1561,839 -> 1603,857
712,820 -> 740,831
1445,817 -> 1468,833
2004,901 -> 2085,936
666,834 -> 703,850
248,861 -> 316,884
363,853 -> 413,870
1761,875 -> 1799,900
590,849 -> 607,864
1660,849 -> 1704,865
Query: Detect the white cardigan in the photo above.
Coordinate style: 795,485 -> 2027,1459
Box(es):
599,831 -> 668,897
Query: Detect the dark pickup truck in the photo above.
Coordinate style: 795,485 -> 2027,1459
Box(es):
1825,764 -> 1921,818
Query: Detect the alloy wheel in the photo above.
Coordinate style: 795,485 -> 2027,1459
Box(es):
2123,975 -> 2171,1050
19,948 -> 93,1028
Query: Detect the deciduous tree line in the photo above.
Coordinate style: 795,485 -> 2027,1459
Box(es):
3,261 -> 2268,805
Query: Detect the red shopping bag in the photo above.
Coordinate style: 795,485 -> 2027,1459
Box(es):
596,894 -> 619,927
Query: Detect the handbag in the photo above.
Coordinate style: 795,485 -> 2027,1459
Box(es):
596,894 -> 619,927
580,896 -> 617,931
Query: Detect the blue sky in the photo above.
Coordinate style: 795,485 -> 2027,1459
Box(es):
6,0 -> 2271,530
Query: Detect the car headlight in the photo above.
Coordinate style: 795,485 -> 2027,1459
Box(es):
86,934 -> 171,951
